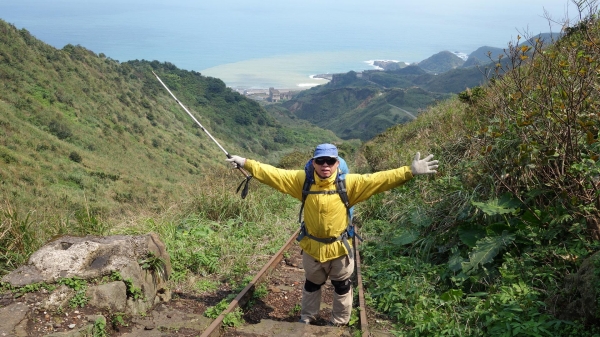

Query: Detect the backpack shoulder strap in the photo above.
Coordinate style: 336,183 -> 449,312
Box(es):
335,176 -> 350,210
299,162 -> 314,223
336,175 -> 363,242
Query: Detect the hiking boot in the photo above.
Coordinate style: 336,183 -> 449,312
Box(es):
327,321 -> 348,327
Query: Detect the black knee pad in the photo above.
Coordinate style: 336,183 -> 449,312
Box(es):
304,279 -> 324,292
331,278 -> 352,295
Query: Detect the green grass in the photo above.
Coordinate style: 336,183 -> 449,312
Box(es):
111,174 -> 299,290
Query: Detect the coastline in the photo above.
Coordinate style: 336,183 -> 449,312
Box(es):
199,51 -> 417,91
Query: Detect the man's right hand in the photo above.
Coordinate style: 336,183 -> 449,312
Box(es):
227,155 -> 246,168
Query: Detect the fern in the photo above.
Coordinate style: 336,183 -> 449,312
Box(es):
471,194 -> 520,216
462,231 -> 515,274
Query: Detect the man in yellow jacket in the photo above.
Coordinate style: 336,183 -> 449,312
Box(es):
227,143 -> 438,326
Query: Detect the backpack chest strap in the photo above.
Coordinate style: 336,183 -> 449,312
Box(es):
303,189 -> 340,196
298,188 -> 344,222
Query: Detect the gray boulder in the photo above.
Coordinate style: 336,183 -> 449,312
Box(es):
2,233 -> 172,315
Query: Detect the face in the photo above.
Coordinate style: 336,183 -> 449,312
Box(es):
313,157 -> 339,179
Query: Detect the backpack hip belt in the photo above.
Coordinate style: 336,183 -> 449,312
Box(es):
297,222 -> 354,259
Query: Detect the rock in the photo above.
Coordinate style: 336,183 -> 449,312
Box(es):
42,285 -> 75,311
0,302 -> 28,336
2,264 -> 46,286
2,233 -> 171,287
86,281 -> 127,312
373,60 -> 403,71
2,233 -> 172,317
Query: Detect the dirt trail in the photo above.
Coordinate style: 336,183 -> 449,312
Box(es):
0,243 -> 362,336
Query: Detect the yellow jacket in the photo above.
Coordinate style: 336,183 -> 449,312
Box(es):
244,159 -> 414,262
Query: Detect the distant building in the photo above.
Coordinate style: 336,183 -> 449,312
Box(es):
269,87 -> 281,102
268,87 -> 293,102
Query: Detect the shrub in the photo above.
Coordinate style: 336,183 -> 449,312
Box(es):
48,120 -> 72,140
69,151 -> 82,163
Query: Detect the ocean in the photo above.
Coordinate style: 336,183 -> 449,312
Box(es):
0,0 -> 574,89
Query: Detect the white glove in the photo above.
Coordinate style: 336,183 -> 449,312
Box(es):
410,152 -> 438,175
226,155 -> 246,168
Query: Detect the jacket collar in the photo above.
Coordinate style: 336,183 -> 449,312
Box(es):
314,169 -> 339,187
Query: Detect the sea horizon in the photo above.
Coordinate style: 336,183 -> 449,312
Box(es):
0,0 -> 574,90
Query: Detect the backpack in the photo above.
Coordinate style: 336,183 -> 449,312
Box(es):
296,156 -> 362,258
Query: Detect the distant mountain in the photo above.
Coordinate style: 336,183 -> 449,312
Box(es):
264,33 -> 560,141
416,66 -> 488,93
463,46 -> 505,67
272,71 -> 451,141
519,32 -> 563,47
418,51 -> 465,74
396,65 -> 428,75
463,33 -> 562,68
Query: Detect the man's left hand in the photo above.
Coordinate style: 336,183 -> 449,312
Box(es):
410,152 -> 438,175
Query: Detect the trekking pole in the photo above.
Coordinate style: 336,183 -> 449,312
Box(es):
151,71 -> 252,198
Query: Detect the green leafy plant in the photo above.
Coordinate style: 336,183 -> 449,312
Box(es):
253,283 -> 268,299
195,279 -> 219,292
57,277 -> 90,308
123,278 -> 143,300
461,231 -> 516,274
290,303 -> 301,315
59,277 -> 87,291
69,151 -> 82,163
139,252 -> 168,282
458,86 -> 485,104
348,308 -> 360,327
223,308 -> 244,327
69,290 -> 90,308
12,282 -> 55,298
111,313 -> 129,329
92,316 -> 107,337
204,299 -> 229,319
110,271 -> 122,281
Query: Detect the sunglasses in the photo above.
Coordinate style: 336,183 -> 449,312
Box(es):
314,157 -> 338,166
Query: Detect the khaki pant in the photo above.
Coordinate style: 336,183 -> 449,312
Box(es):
300,252 -> 354,325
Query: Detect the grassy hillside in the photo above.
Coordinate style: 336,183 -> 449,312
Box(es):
0,18 -> 342,267
354,7 -> 600,336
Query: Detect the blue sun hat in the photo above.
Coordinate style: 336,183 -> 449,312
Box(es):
313,143 -> 338,158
